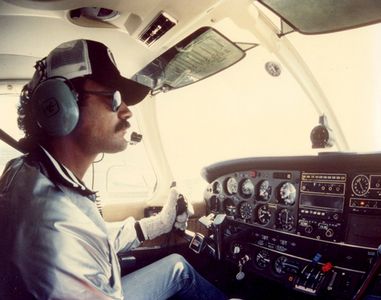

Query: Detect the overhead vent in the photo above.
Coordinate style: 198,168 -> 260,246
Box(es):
69,7 -> 120,27
70,7 -> 120,21
139,12 -> 177,46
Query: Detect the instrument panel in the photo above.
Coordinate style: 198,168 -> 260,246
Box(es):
204,167 -> 381,247
205,170 -> 300,233
201,154 -> 381,299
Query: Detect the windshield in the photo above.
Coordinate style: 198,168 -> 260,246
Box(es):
155,19 -> 381,198
156,48 -> 321,174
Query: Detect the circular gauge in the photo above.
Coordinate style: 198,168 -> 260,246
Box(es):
223,198 -> 236,216
209,195 -> 220,212
255,249 -> 271,269
256,204 -> 271,225
258,180 -> 272,201
225,177 -> 238,195
276,208 -> 294,231
212,181 -> 222,194
239,201 -> 253,220
273,256 -> 288,275
352,174 -> 370,196
240,178 -> 254,197
279,182 -> 297,205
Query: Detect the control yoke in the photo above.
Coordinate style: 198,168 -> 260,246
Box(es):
352,244 -> 381,300
212,213 -> 226,260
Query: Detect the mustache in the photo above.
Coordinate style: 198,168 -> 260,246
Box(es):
115,120 -> 130,133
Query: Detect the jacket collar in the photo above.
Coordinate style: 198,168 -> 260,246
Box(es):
36,146 -> 96,197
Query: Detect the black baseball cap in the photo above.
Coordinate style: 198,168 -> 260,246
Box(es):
32,39 -> 151,105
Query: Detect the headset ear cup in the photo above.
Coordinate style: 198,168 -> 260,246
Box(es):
31,79 -> 79,136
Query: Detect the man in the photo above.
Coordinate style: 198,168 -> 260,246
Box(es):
0,39 -> 227,299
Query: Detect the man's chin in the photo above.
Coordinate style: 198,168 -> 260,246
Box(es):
103,140 -> 128,154
115,140 -> 128,152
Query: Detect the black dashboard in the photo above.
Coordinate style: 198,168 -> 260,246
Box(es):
201,152 -> 381,299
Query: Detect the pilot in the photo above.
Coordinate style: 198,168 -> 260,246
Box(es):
0,39 -> 227,299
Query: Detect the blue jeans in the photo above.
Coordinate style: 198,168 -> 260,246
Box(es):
121,253 -> 227,300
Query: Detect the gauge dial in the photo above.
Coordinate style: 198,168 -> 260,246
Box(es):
255,249 -> 270,269
239,201 -> 253,220
279,182 -> 297,205
352,174 -> 370,196
273,256 -> 288,275
276,208 -> 294,231
212,181 -> 222,194
209,195 -> 220,212
224,198 -> 236,216
225,177 -> 238,195
240,178 -> 254,197
258,180 -> 272,201
256,204 -> 271,225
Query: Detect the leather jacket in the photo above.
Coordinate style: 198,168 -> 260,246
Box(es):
0,147 -> 141,299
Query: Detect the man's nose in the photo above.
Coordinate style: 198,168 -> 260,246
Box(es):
118,102 -> 132,119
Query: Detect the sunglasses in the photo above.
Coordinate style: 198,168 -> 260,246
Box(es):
81,90 -> 122,112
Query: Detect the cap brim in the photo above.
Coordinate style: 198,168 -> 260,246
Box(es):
109,76 -> 151,106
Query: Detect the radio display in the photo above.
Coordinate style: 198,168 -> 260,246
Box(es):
300,194 -> 344,211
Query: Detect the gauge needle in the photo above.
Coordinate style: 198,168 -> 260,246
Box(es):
359,182 -> 364,190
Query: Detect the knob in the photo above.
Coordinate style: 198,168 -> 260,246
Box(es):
233,246 -> 241,254
305,225 -> 314,234
325,228 -> 334,238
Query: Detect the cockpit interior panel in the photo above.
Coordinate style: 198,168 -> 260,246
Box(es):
202,153 -> 381,298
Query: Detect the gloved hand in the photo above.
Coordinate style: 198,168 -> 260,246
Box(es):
139,188 -> 194,240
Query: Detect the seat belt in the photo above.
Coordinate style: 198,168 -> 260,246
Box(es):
0,128 -> 25,153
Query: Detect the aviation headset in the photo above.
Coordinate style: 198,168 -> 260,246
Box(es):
30,76 -> 80,137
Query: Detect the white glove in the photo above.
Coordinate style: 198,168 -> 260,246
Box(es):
139,188 -> 194,240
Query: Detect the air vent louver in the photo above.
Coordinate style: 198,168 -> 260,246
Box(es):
139,12 -> 177,46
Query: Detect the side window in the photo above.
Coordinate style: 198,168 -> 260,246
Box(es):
0,92 -> 24,172
0,86 -> 157,203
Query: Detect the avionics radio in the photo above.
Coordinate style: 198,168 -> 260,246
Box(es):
296,172 -> 346,242
346,173 -> 381,247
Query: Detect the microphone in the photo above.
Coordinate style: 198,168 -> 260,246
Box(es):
128,131 -> 143,145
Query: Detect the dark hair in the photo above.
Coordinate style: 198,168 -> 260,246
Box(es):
17,77 -> 87,151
